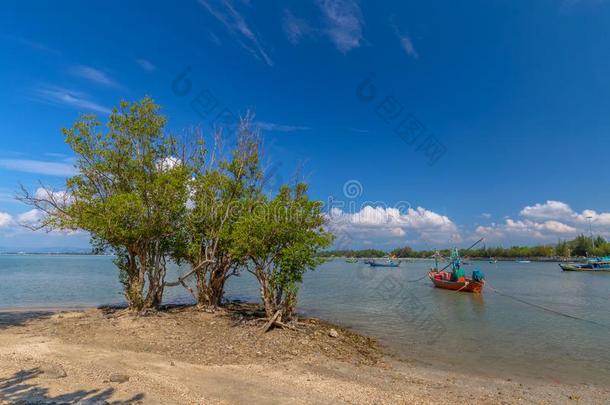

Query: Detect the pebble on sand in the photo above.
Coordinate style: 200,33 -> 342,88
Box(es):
41,365 -> 67,379
109,373 -> 130,383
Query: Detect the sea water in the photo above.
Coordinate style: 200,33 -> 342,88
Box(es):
1,255 -> 609,385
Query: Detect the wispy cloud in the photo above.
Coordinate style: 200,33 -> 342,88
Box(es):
398,35 -> 418,59
256,121 -> 310,132
316,0 -> 364,53
2,35 -> 61,55
198,0 -> 273,66
392,25 -> 418,60
282,9 -> 315,45
0,158 -> 77,177
136,58 -> 156,72
209,32 -> 222,46
69,65 -> 120,88
33,85 -> 111,114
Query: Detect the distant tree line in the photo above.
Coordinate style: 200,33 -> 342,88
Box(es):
19,98 -> 332,324
318,249 -> 387,258
321,235 -> 610,259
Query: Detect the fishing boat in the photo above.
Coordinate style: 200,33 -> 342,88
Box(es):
516,260 -> 531,264
428,271 -> 485,293
345,258 -> 358,263
429,241 -> 485,293
559,256 -> 610,272
366,259 -> 400,267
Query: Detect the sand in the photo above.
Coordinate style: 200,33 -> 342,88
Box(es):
0,305 -> 608,404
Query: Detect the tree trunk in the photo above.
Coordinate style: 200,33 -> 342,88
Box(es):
143,251 -> 166,310
257,270 -> 278,320
255,267 -> 298,323
144,274 -> 164,309
193,261 -> 231,309
126,275 -> 145,311
195,267 -> 212,307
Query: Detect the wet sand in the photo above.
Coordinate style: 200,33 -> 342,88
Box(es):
0,305 -> 608,404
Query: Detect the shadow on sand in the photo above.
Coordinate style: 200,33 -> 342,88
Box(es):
0,368 -> 144,404
0,311 -> 55,331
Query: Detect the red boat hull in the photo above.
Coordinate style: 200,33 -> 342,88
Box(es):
428,271 -> 484,293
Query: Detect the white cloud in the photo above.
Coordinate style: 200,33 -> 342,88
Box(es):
69,65 -> 120,88
520,200 -> 574,221
0,158 -> 77,177
327,205 -> 459,246
17,209 -> 45,226
256,121 -> 310,132
475,199 -> 610,243
33,86 -> 111,114
541,220 -> 578,234
476,218 -> 578,241
317,0 -> 364,53
0,212 -> 12,228
198,0 -> 273,66
156,156 -> 181,172
519,200 -> 610,228
136,59 -> 156,72
574,209 -> 610,227
389,227 -> 406,237
34,187 -> 73,205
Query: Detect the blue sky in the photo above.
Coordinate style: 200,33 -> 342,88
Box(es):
1,0 -> 609,251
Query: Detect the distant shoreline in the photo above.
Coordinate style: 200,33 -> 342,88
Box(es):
323,256 -> 581,263
0,253 -> 586,262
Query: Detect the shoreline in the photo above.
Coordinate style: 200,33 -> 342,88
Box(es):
0,304 -> 608,404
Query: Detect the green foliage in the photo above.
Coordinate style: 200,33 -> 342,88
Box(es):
323,234 -> 609,260
20,99 -> 337,316
24,97 -> 190,310
390,246 -> 412,257
181,121 -> 263,306
231,183 -> 333,320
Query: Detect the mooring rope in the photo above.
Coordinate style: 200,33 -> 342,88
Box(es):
486,282 -> 610,329
406,273 -> 430,283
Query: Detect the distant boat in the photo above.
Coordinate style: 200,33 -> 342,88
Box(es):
559,257 -> 610,272
489,258 -> 498,264
366,259 -> 400,268
516,260 -> 531,263
345,258 -> 358,263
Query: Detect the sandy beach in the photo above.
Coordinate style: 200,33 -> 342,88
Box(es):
0,305 -> 607,405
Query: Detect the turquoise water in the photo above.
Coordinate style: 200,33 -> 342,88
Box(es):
1,255 -> 609,385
